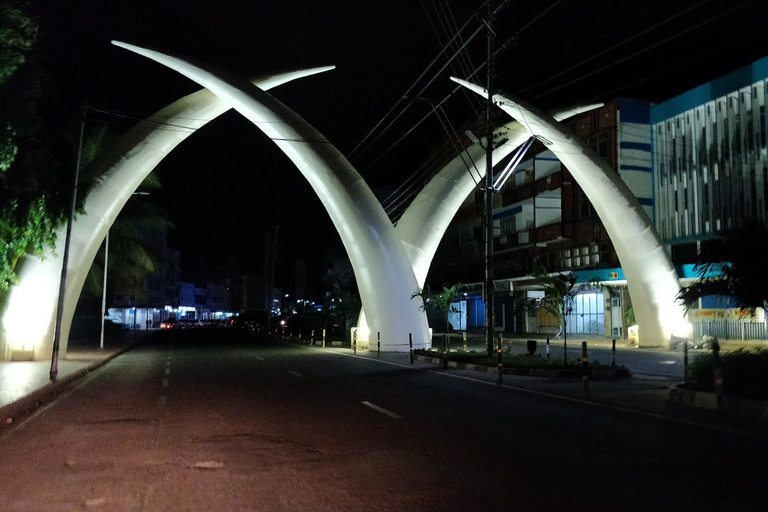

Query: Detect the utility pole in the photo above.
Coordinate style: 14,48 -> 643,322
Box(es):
484,2 -> 496,356
51,105 -> 87,381
264,225 -> 281,335
100,230 -> 109,349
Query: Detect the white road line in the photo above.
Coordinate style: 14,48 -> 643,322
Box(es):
361,401 -> 402,419
256,357 -> 265,361
162,379 -> 169,388
658,361 -> 677,365
165,368 -> 171,375
326,349 -> 765,438
157,395 -> 167,408
288,371 -> 303,377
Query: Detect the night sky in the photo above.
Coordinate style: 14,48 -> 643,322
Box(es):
28,0 -> 768,287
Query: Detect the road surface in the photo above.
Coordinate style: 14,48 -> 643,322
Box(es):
0,329 -> 765,511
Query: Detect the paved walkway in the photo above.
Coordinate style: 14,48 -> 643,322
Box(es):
0,330 -> 154,411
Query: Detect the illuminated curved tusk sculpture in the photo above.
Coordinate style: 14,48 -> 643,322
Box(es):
1,67 -> 334,360
357,107 -> 603,333
398,104 -> 604,287
113,41 -> 430,351
453,77 -> 686,347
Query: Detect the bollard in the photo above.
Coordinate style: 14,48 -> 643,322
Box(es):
611,339 -> 616,368
442,334 -> 448,370
582,341 -> 590,398
564,337 -> 568,366
311,329 -> 315,346
409,333 -> 414,364
683,341 -> 689,382
463,331 -> 467,352
353,330 -> 357,354
322,328 -> 326,349
377,331 -> 381,358
712,340 -> 724,414
546,335 -> 550,359
497,333 -> 503,385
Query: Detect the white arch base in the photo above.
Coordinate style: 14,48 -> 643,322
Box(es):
452,77 -> 688,347
0,68 -> 334,361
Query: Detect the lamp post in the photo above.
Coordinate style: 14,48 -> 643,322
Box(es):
99,191 -> 149,349
484,2 -> 496,356
99,229 -> 109,349
50,106 -> 87,381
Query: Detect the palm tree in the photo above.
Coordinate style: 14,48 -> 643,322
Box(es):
411,283 -> 465,348
677,218 -> 768,314
529,264 -> 577,364
78,126 -> 173,299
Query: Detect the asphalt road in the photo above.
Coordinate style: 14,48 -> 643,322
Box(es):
0,330 -> 765,511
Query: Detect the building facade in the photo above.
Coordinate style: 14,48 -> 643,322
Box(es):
433,56 -> 768,342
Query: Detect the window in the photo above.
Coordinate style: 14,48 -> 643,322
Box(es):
579,191 -> 595,219
500,217 -> 515,236
586,131 -> 608,158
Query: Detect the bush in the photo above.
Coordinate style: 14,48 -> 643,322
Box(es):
688,348 -> 768,400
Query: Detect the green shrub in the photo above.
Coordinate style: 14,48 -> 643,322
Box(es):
688,348 -> 768,400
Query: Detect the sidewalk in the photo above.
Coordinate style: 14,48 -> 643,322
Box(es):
0,329 -> 155,433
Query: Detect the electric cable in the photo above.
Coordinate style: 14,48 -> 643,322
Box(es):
349,0 -> 491,161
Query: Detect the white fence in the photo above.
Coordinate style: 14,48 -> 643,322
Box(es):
692,320 -> 766,341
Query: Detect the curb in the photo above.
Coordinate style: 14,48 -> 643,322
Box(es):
414,355 -> 629,381
0,335 -> 151,437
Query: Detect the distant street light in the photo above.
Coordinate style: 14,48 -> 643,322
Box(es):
99,191 -> 150,350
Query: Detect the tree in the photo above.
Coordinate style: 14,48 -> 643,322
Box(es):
529,264 -> 577,364
0,2 -> 70,293
677,218 -> 768,314
322,285 -> 361,337
76,125 -> 172,300
411,283 -> 465,347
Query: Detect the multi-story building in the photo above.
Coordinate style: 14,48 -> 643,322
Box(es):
651,55 -> 768,341
432,56 -> 768,342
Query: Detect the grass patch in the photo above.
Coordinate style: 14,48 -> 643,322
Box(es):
687,348 -> 768,400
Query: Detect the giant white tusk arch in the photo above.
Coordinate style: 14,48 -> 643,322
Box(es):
112,41 -> 430,351
357,107 -> 603,334
452,76 -> 687,347
1,67 -> 334,360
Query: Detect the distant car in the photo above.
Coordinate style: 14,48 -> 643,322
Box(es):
160,319 -> 177,330
178,319 -> 200,329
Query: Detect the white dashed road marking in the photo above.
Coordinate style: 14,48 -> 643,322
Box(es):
659,361 -> 677,365
162,379 -> 169,388
361,401 -> 402,419
288,371 -> 303,377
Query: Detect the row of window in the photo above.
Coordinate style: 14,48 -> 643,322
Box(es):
654,79 -> 768,240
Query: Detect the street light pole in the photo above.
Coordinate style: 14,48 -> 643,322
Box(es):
99,229 -> 109,349
51,105 -> 87,381
484,2 -> 496,356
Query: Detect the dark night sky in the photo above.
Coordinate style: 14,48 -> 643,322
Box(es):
27,0 -> 768,287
